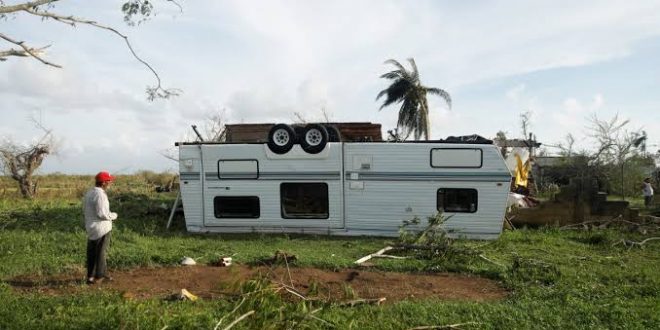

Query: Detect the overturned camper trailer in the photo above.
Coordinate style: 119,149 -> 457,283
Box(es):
177,124 -> 512,240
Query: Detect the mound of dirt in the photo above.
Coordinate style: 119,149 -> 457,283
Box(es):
8,265 -> 507,303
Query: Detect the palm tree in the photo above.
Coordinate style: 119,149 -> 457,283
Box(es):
376,58 -> 451,140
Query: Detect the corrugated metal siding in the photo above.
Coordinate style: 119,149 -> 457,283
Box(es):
343,143 -> 510,238
179,142 -> 510,239
345,143 -> 509,174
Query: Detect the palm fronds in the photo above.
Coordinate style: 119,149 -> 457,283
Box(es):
376,58 -> 451,140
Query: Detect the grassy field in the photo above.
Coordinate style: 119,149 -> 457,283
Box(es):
0,177 -> 658,329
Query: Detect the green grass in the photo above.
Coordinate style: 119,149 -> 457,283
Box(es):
0,184 -> 659,329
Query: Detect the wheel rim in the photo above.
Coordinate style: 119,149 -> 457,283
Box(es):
305,129 -> 323,146
273,129 -> 290,146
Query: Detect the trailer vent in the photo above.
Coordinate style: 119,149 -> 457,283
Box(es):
431,148 -> 482,168
218,160 -> 259,179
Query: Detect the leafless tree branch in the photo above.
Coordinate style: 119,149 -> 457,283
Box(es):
0,33 -> 59,67
0,0 -> 58,14
1,0 -> 180,100
20,6 -> 180,100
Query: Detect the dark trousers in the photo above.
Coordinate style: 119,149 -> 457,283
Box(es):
86,232 -> 111,278
645,196 -> 654,208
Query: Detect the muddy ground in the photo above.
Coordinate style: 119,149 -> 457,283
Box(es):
8,265 -> 507,303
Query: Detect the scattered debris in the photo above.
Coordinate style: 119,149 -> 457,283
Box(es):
559,215 -> 659,233
338,297 -> 386,307
260,250 -> 297,266
210,257 -> 233,267
346,271 -> 359,282
180,257 -> 196,266
407,321 -> 481,330
166,288 -> 198,301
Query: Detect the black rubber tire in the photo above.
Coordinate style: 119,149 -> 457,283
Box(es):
300,124 -> 329,154
267,124 -> 297,154
323,124 -> 342,142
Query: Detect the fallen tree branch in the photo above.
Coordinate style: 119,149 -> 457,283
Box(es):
337,297 -> 386,307
478,254 -> 505,268
297,307 -> 336,328
372,254 -> 409,260
282,285 -> 307,300
559,215 -> 623,230
213,297 -> 246,330
612,237 -> 660,249
354,246 -> 394,264
407,322 -> 481,330
393,244 -> 444,250
558,215 -> 655,231
222,310 -> 255,330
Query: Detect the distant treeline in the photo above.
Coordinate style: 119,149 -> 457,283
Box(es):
0,171 -> 178,200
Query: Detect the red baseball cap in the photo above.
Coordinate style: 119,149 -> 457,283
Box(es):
95,171 -> 115,183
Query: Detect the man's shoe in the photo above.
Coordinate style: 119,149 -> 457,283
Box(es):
86,277 -> 96,285
95,276 -> 113,283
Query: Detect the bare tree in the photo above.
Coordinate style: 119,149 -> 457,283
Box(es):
203,108 -> 227,142
0,119 -> 55,198
556,133 -> 576,157
292,106 -> 332,124
0,0 -> 181,100
588,113 -> 646,199
494,130 -> 508,158
520,110 -> 532,139
160,108 -> 226,162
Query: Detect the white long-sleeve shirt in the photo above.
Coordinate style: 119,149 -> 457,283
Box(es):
643,182 -> 654,197
83,187 -> 117,240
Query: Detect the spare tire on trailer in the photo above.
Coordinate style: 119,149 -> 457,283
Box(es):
300,124 -> 329,154
323,124 -> 342,142
267,124 -> 297,154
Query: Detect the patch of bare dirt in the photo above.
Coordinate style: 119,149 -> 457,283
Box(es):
7,265 -> 507,303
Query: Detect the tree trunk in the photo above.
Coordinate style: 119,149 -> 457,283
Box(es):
18,176 -> 36,199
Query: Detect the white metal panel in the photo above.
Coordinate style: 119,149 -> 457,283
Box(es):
431,148 -> 482,168
178,145 -> 203,228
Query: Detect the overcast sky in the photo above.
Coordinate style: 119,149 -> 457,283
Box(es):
1,0 -> 659,174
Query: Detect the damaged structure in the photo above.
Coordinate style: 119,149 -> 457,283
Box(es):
176,123 -> 512,239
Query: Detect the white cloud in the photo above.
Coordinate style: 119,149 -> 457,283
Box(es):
506,84 -> 526,102
2,0 -> 660,172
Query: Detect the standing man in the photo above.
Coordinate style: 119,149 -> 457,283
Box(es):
83,171 -> 118,284
642,177 -> 654,208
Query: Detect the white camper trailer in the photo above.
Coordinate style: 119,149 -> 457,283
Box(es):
177,124 -> 512,240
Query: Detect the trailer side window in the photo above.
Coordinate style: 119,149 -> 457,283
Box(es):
214,196 -> 260,218
280,183 -> 329,219
437,188 -> 478,213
